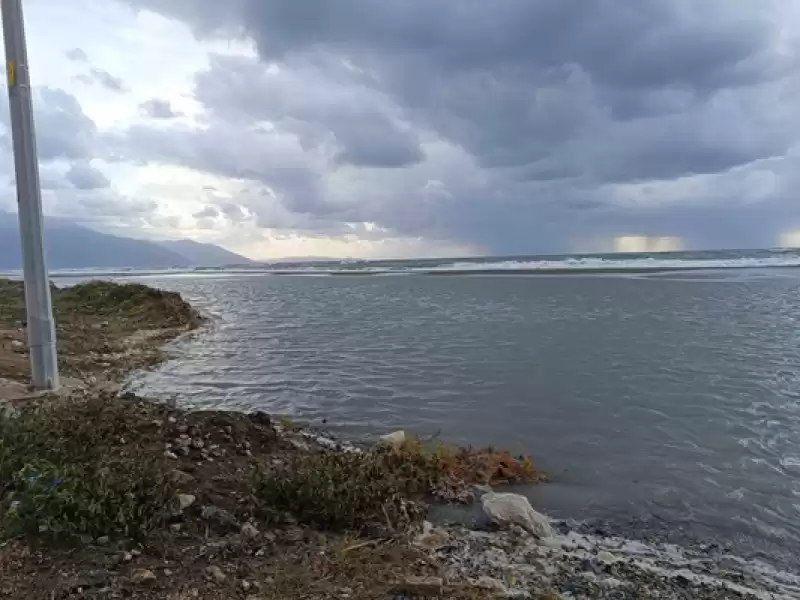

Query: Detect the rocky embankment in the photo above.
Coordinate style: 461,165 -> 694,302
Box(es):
0,279 -> 795,599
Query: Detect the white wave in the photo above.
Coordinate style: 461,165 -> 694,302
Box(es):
426,255 -> 800,272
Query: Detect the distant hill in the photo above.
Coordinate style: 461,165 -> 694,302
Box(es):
159,239 -> 252,266
0,212 -> 250,270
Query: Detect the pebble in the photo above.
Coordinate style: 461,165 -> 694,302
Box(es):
170,469 -> 195,485
131,569 -> 157,585
471,575 -> 508,595
241,522 -> 260,540
205,565 -> 226,584
241,580 -> 251,592
597,550 -> 616,564
392,576 -> 443,597
164,451 -> 178,460
96,536 -> 109,546
201,505 -> 240,530
191,438 -> 204,449
169,523 -> 182,534
177,494 -> 196,510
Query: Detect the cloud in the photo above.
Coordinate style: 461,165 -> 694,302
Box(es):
109,0 -> 800,253
140,98 -> 182,119
75,68 -> 127,93
65,162 -> 111,189
193,205 -> 219,219
29,87 -> 97,161
65,48 -> 88,62
194,54 -> 425,168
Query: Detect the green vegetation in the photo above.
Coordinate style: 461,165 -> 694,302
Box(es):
256,437 -> 540,533
0,279 -> 201,382
256,447 -> 438,533
0,394 -> 173,541
54,281 -> 198,329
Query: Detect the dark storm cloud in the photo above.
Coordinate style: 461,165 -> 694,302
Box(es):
120,0 -> 800,252
195,55 -> 425,168
140,98 -> 182,119
65,163 -> 110,190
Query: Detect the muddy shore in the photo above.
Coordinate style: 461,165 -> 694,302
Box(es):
0,280 -> 792,599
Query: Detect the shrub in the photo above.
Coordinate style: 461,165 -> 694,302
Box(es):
255,447 -> 442,533
1,459 -> 172,540
0,395 -> 174,542
256,437 -> 542,533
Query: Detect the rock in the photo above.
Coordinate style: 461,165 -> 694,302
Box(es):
121,552 -> 133,563
170,470 -> 195,485
96,536 -> 110,546
472,576 -> 509,597
201,505 -> 239,531
241,580 -> 251,592
177,425 -> 188,434
481,493 -> 552,538
177,494 -> 196,510
164,451 -> 178,460
392,576 -> 443,597
131,569 -> 157,585
205,565 -> 226,584
191,438 -> 204,449
241,523 -> 260,540
169,523 -> 182,534
378,430 -> 406,448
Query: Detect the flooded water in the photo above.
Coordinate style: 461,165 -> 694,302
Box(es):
120,265 -> 800,570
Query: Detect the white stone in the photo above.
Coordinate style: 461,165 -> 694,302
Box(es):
177,494 -> 196,510
377,430 -> 406,447
414,521 -> 450,550
481,492 -> 552,538
597,550 -> 617,564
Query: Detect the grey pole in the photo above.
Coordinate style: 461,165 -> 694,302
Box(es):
1,0 -> 58,390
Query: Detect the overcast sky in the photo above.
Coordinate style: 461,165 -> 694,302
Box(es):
1,0 -> 799,259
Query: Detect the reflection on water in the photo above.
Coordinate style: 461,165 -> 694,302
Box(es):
124,270 -> 800,568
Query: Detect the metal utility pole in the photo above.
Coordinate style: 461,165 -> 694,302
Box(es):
1,0 -> 59,390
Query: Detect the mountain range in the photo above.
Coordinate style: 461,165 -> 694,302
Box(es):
0,212 -> 252,270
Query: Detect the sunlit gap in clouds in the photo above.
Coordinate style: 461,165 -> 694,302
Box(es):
613,236 -> 685,253
569,235 -> 685,254
778,230 -> 800,249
